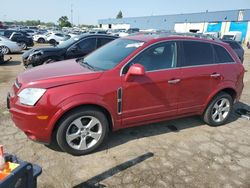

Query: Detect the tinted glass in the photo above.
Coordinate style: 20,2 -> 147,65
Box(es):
182,41 -> 214,66
227,41 -> 241,50
55,33 -> 64,37
124,42 -> 177,73
13,33 -> 22,36
57,36 -> 79,48
97,38 -> 113,48
78,38 -> 96,51
82,39 -> 144,70
4,31 -> 12,38
213,44 -> 234,63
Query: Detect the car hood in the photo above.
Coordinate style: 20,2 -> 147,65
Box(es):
18,59 -> 103,89
22,47 -> 63,58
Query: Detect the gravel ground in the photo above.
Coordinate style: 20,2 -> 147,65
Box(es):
0,45 -> 250,188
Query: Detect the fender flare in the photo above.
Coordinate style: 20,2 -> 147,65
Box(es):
203,81 -> 237,112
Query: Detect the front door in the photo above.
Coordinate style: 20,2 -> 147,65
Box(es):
121,41 -> 181,126
66,37 -> 97,59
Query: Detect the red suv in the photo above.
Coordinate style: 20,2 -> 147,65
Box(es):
8,34 -> 245,155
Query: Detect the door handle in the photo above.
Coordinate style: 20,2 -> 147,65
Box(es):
168,79 -> 181,84
210,73 -> 221,78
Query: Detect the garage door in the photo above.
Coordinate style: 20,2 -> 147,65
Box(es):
229,22 -> 248,42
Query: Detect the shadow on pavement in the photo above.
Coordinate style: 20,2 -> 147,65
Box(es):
46,102 -> 247,154
0,60 -> 21,66
73,152 -> 154,188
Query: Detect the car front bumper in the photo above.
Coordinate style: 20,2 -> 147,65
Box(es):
7,92 -> 52,144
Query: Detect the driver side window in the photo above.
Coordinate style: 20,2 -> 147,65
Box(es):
123,42 -> 177,74
78,38 -> 97,52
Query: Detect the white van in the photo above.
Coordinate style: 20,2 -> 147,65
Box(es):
222,31 -> 242,42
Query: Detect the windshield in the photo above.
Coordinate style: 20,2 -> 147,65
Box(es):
57,36 -> 79,48
81,38 -> 145,70
222,35 -> 235,40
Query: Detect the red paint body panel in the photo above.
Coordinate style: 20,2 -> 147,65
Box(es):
8,35 -> 245,144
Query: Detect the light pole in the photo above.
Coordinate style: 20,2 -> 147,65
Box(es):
71,3 -> 73,26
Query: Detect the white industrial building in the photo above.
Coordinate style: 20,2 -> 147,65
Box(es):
98,9 -> 250,43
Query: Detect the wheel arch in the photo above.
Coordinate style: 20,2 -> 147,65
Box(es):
203,86 -> 237,114
50,103 -> 114,144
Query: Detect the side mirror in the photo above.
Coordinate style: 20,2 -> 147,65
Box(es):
125,63 -> 145,82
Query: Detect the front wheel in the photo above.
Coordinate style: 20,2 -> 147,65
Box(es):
0,46 -> 10,54
203,92 -> 233,126
56,107 -> 109,155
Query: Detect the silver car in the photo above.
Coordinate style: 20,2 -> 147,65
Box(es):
0,36 -> 23,54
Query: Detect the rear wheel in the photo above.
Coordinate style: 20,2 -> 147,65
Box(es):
49,39 -> 56,45
203,92 -> 233,126
56,107 -> 109,155
20,42 -> 27,50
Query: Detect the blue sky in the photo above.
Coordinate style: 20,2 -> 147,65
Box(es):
1,0 -> 250,25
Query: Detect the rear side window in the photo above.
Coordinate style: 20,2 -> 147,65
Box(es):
181,41 -> 214,66
229,42 -> 241,50
97,38 -> 114,48
213,45 -> 234,63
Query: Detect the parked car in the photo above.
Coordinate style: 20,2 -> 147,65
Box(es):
0,51 -> 12,64
7,34 -> 245,155
47,33 -> 71,44
22,34 -> 118,67
222,31 -> 242,42
0,51 -> 3,63
0,36 -> 23,54
21,29 -> 36,36
0,29 -> 34,49
33,32 -> 70,44
222,39 -> 244,63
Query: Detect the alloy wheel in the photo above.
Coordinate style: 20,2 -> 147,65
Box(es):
66,116 -> 102,151
0,46 -> 9,54
212,98 -> 230,123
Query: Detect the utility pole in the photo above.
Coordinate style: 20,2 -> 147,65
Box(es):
71,3 -> 73,26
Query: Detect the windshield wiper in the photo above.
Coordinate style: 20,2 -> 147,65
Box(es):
77,58 -> 96,71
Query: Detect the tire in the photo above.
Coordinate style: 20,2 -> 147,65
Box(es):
38,38 -> 45,43
20,42 -> 27,50
203,92 -> 233,126
56,107 -> 109,155
49,39 -> 56,45
0,46 -> 10,54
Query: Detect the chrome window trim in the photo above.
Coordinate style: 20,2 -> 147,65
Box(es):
120,39 -> 236,76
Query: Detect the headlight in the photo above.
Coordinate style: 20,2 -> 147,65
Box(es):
18,88 -> 46,106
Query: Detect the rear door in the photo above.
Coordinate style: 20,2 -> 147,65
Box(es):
177,40 -> 221,114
